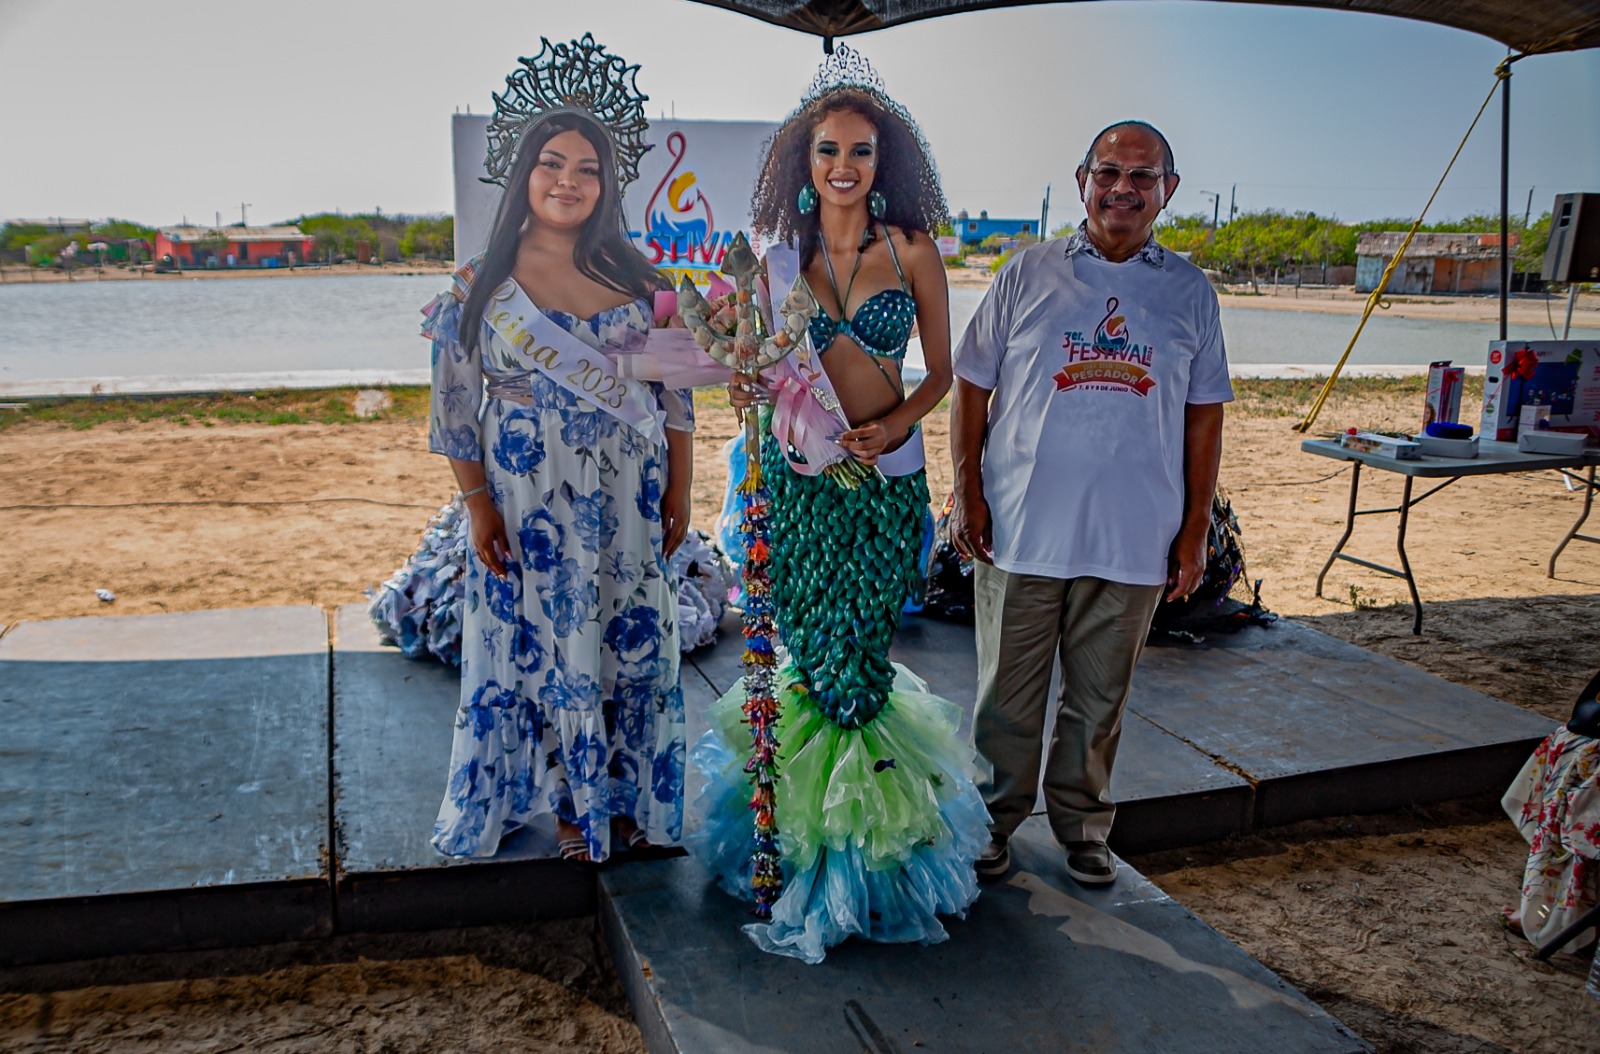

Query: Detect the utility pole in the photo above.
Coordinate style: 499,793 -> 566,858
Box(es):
1524,186 -> 1535,227
1229,184 -> 1238,223
240,202 -> 252,227
1200,191 -> 1220,230
1039,184 -> 1050,240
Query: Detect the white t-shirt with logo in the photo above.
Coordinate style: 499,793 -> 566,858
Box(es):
953,237 -> 1233,586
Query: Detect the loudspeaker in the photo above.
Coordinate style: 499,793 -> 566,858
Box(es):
1542,193 -> 1600,282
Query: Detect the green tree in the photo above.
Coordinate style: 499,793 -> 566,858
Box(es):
2,223 -> 50,253
1154,213 -> 1212,262
399,215 -> 454,259
932,220 -> 967,267
93,218 -> 156,242
1520,211 -> 1551,272
25,232 -> 72,265
298,213 -> 379,261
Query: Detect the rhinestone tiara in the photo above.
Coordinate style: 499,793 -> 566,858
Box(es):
801,44 -> 888,105
794,45 -> 926,149
791,44 -> 935,182
483,34 -> 651,188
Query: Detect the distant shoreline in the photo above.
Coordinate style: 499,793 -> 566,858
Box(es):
1213,284 -> 1600,329
0,261 -> 455,284
4,256 -> 1595,331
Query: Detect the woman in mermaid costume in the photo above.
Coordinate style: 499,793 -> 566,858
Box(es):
687,48 -> 989,963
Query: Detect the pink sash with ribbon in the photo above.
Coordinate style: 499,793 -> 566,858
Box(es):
762,246 -> 925,478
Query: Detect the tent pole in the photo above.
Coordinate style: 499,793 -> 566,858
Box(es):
1500,62 -> 1510,341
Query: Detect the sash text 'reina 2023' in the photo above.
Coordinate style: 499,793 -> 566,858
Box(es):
484,280 -> 666,445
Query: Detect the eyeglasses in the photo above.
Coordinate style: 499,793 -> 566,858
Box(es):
1086,164 -> 1166,191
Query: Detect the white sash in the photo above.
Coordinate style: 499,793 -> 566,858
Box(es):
764,246 -> 926,478
483,280 -> 666,445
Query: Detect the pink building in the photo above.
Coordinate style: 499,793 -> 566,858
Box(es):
152,225 -> 314,268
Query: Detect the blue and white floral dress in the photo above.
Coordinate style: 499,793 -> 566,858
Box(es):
424,267 -> 693,863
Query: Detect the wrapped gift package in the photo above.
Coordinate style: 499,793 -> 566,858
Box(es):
1425,361 -> 1465,426
1482,340 -> 1600,440
1341,432 -> 1421,459
1518,430 -> 1589,455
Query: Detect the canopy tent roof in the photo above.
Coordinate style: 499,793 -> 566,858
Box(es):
684,0 -> 1600,55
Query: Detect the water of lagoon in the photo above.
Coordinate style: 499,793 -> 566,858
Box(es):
1,273 -> 1595,384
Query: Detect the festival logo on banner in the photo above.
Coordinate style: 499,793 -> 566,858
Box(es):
632,130 -> 744,290
1054,296 -> 1156,396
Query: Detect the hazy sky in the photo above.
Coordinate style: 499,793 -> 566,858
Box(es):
1,0 -> 1595,230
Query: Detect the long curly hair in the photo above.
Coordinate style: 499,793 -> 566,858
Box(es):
751,88 -> 947,267
461,111 -> 664,355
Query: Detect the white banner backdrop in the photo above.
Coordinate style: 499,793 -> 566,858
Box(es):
452,115 -> 777,289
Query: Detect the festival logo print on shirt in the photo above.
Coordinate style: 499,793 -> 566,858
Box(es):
1053,297 -> 1157,396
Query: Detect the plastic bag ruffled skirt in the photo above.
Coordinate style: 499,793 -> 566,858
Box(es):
687,663 -> 990,964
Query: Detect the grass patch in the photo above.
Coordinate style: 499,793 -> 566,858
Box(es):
1229,375 -> 1485,424
0,386 -> 433,432
0,376 -> 1462,434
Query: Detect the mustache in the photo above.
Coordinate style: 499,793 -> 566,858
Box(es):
1097,193 -> 1144,210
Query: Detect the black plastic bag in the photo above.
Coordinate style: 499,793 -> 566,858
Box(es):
1569,668 -> 1600,738
921,493 -> 975,624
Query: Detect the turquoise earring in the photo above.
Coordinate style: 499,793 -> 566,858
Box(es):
798,183 -> 819,215
868,190 -> 886,220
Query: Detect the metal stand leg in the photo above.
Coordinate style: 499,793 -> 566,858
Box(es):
1396,475 -> 1423,635
1312,462 -> 1456,635
1315,462 -> 1361,600
1549,464 -> 1598,578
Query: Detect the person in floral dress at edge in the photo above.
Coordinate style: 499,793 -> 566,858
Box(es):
1501,669 -> 1600,963
425,36 -> 693,865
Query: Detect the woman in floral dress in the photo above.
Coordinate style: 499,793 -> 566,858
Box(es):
425,45 -> 693,865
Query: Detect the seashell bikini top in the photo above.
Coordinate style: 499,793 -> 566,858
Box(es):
807,227 -> 916,362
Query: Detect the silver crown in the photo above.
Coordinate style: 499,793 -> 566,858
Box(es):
483,34 -> 651,188
801,44 -> 888,104
791,44 -> 935,184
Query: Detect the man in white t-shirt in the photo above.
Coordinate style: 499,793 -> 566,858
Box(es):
950,121 -> 1231,886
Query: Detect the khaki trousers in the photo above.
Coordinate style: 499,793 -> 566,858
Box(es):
973,564 -> 1163,845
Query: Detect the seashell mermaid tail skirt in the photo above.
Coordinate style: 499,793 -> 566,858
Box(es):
687,444 -> 989,963
688,666 -> 991,963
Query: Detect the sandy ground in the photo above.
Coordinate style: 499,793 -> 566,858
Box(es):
2,380 -> 1599,1051
0,922 -> 641,1054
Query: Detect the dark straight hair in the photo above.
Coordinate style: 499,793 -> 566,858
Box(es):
461,111 -> 665,353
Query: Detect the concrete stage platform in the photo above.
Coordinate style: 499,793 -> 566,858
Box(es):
330,605 -> 590,932
601,816 -> 1370,1054
0,607 -> 332,964
0,603 -> 1550,973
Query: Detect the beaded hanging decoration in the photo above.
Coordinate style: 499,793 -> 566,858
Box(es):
738,455 -> 781,916
678,233 -> 816,918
